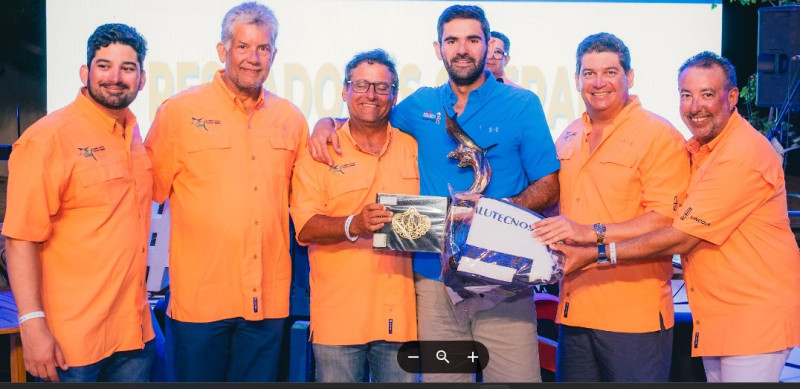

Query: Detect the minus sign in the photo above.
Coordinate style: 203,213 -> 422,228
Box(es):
407,355 -> 419,359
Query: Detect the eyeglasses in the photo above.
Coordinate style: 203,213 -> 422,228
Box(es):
488,49 -> 508,60
347,80 -> 395,95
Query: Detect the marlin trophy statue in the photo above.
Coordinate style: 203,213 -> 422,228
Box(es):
443,108 -> 497,194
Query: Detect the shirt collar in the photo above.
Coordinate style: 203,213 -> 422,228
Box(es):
340,120 -> 395,157
580,95 -> 641,137
440,70 -> 496,116
686,108 -> 741,155
75,87 -> 136,142
212,69 -> 265,112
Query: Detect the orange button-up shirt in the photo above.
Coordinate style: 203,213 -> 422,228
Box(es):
145,70 -> 308,322
2,89 -> 154,367
556,96 -> 690,332
290,122 -> 418,345
674,110 -> 800,356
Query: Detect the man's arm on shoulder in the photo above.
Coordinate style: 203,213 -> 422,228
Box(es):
307,118 -> 347,167
6,238 -> 67,382
509,171 -> 559,214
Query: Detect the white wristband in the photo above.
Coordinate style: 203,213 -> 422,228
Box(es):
609,242 -> 617,264
18,310 -> 45,325
344,215 -> 358,242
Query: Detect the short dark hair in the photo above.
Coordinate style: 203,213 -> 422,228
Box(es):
575,32 -> 630,75
87,23 -> 147,69
343,49 -> 399,96
437,5 -> 490,44
490,31 -> 510,54
679,51 -> 737,91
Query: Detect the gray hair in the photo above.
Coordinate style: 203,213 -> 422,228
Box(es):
221,2 -> 278,50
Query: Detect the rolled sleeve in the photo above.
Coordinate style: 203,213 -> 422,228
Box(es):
674,159 -> 768,246
289,150 -> 328,246
639,128 -> 690,218
3,139 -> 62,242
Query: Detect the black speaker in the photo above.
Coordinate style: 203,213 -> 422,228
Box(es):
757,5 -> 800,109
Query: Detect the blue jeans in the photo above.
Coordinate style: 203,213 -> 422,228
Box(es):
57,340 -> 155,382
313,341 -> 417,382
170,317 -> 284,382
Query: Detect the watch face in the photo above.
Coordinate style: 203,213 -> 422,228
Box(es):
594,223 -> 606,233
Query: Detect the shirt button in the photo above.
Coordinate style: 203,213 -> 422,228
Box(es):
253,288 -> 257,292
141,247 -> 145,253
254,186 -> 258,191
251,154 -> 256,160
254,220 -> 259,226
690,288 -> 694,292
253,254 -> 258,260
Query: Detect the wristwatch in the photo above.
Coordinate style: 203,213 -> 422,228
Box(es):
593,223 -> 606,244
597,244 -> 610,265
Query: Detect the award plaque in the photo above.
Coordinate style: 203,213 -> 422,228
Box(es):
373,193 -> 449,253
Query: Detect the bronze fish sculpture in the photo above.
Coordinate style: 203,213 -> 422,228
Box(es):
444,108 -> 497,194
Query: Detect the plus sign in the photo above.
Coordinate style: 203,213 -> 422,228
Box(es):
468,351 -> 479,363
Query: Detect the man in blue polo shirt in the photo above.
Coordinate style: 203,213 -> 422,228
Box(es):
307,4 -> 559,382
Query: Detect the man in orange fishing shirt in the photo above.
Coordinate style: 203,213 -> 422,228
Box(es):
553,51 -> 800,383
532,32 -> 690,382
290,49 -> 418,383
145,1 -> 307,382
3,23 -> 154,382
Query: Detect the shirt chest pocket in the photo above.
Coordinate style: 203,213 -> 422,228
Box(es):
267,136 -> 298,179
184,134 -> 231,174
186,133 -> 231,153
327,174 -> 372,210
596,147 -> 640,203
72,158 -> 130,208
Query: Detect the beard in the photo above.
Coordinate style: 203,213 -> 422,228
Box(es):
444,53 -> 486,86
87,75 -> 139,110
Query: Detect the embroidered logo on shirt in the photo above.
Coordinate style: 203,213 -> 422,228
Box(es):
329,162 -> 356,174
422,111 -> 441,124
679,207 -> 711,226
77,146 -> 106,160
191,116 -> 221,131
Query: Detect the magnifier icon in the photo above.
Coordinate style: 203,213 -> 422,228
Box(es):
436,349 -> 450,364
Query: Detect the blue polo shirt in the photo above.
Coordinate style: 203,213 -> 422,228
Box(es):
390,71 -> 560,280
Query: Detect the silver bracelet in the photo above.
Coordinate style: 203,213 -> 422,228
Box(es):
609,242 -> 617,264
18,310 -> 45,325
344,215 -> 358,242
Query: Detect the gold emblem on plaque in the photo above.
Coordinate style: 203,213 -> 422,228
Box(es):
392,207 -> 431,240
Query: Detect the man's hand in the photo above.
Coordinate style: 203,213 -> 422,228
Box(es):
350,203 -> 393,236
308,118 -> 342,166
549,242 -> 597,276
19,319 -> 68,382
532,215 -> 594,245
